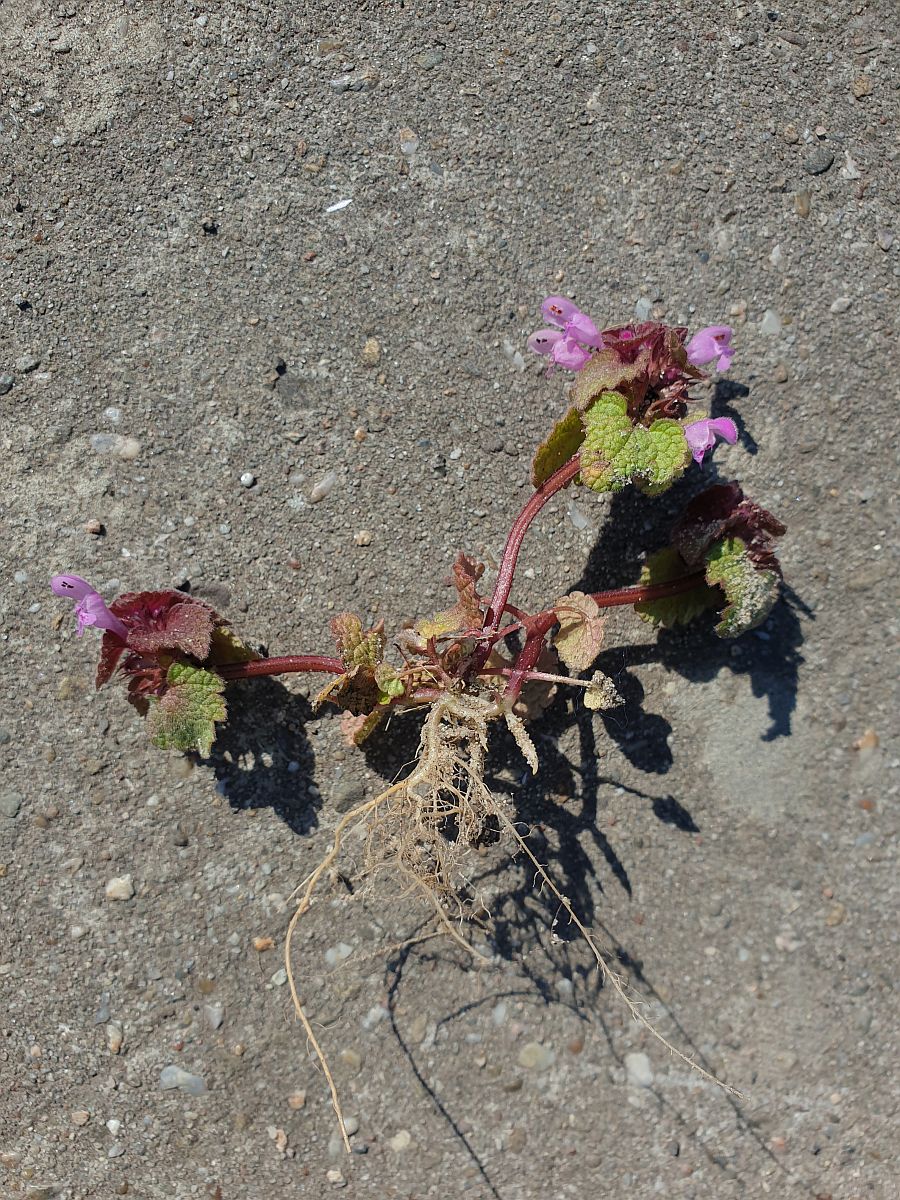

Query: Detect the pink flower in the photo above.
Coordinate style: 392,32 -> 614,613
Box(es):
683,417 -> 739,464
686,325 -> 734,372
527,295 -> 602,371
50,574 -> 128,639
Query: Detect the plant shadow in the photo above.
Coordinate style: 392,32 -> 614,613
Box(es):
203,678 -> 322,834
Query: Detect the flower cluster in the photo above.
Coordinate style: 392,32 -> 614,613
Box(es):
526,296 -> 602,371
528,298 -> 737,465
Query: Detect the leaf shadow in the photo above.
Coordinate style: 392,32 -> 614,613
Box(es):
202,678 -> 322,834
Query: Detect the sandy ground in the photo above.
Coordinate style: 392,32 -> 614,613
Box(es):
1,3 -> 898,1198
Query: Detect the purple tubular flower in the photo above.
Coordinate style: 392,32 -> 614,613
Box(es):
684,417 -> 739,465
51,574 -> 128,640
686,325 -> 734,372
528,295 -> 602,371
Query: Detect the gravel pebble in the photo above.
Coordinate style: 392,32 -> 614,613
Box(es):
389,1129 -> 412,1151
159,1065 -> 207,1095
239,471 -> 256,488
310,470 -> 338,502
105,875 -> 135,902
204,1003 -> 225,1030
331,778 -> 366,812
760,309 -> 782,336
0,374 -> 13,395
0,792 -> 22,819
804,146 -> 834,175
517,1042 -> 556,1071
624,1052 -> 654,1087
326,942 -> 354,966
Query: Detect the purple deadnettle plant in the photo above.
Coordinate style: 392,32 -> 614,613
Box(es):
51,293 -> 785,1147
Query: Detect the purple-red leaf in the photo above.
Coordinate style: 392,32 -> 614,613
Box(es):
109,590 -> 218,660
673,483 -> 786,574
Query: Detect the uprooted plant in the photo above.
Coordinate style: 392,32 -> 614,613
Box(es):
52,299 -> 786,1148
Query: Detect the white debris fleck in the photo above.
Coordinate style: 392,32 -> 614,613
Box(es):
325,198 -> 353,213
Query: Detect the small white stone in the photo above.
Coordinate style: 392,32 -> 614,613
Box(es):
239,471 -> 256,488
325,942 -> 354,966
634,296 -> 653,321
829,296 -> 852,314
517,1042 -> 556,1070
398,127 -> 419,156
106,1119 -> 121,1136
624,1051 -> 654,1087
310,470 -> 337,503
105,875 -> 135,902
760,309 -> 782,336
388,1129 -> 412,1152
204,1003 -> 225,1030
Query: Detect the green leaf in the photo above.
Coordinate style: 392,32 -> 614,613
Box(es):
531,406 -> 585,487
417,553 -> 485,639
579,391 -> 690,496
147,663 -> 227,757
704,537 -> 781,637
634,548 -> 720,629
552,591 -> 605,671
330,614 -> 386,669
375,663 -> 405,704
207,625 -> 260,666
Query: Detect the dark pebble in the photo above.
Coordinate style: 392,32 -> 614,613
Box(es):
804,147 -> 834,175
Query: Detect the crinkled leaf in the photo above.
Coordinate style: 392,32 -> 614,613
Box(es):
314,666 -> 382,716
340,707 -> 387,747
96,631 -> 128,688
634,548 -> 720,628
704,537 -> 781,637
207,626 -> 260,666
584,671 -> 623,711
674,483 -> 786,574
375,663 -> 405,704
572,349 -> 651,414
418,552 -> 485,638
109,590 -> 218,660
147,662 -> 226,757
579,391 -> 690,496
330,613 -> 386,669
552,591 -> 605,671
532,406 -> 585,487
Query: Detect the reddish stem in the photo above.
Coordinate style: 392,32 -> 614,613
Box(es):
217,654 -> 344,681
482,456 -> 581,635
502,611 -> 558,701
588,571 -> 707,609
463,456 -> 581,685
